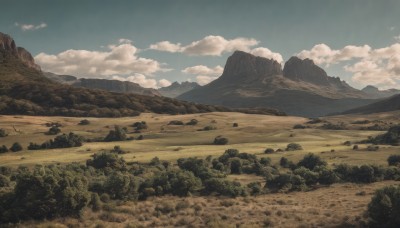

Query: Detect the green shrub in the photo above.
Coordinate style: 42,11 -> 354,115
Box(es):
0,128 -> 8,137
204,178 -> 246,197
89,193 -> 102,212
43,132 -> 84,149
388,155 -> 400,166
264,148 -> 275,154
368,185 -> 400,227
46,126 -> 61,135
185,119 -> 198,125
202,125 -> 217,131
229,158 -> 243,174
232,123 -> 239,127
293,167 -> 319,185
168,120 -> 184,125
132,121 -> 147,130
0,174 -> 10,187
267,173 -> 306,192
27,142 -> 42,150
214,136 -> 229,145
297,153 -> 327,170
10,142 -> 22,152
0,145 -> 8,153
86,152 -> 126,170
285,143 -> 302,151
104,126 -> 127,142
293,124 -> 306,129
78,119 -> 90,125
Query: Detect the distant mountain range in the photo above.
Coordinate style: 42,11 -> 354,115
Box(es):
0,32 -> 283,117
361,85 -> 400,99
158,81 -> 200,98
178,51 -> 384,117
44,72 -> 161,96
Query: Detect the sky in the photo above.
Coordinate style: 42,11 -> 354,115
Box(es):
2,0 -> 400,89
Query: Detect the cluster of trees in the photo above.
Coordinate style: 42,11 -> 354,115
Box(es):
364,125 -> 400,146
0,143 -> 23,153
28,133 -> 84,150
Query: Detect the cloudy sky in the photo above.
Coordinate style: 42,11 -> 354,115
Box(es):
2,0 -> 400,89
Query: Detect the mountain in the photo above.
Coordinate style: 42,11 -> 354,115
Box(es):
341,93 -> 400,115
0,32 -> 283,117
158,81 -> 200,98
178,51 -> 376,117
44,72 -> 161,96
361,85 -> 400,99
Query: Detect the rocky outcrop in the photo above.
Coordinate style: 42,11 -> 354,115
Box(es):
283,56 -> 330,86
219,51 -> 282,83
0,32 -> 41,71
158,81 -> 200,98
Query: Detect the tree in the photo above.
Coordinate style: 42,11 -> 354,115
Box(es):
86,152 -> 126,170
233,123 -> 239,127
45,132 -> 84,149
186,119 -> 198,125
264,148 -> 275,154
104,126 -> 127,142
286,143 -> 303,151
368,185 -> 400,227
78,119 -> 90,125
214,136 -> 228,145
0,129 -> 8,137
229,158 -> 243,174
297,153 -> 327,170
132,121 -> 148,130
10,142 -> 22,152
388,155 -> 400,166
46,126 -> 61,135
0,145 -> 8,153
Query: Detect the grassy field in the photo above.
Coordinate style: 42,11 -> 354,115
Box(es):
0,111 -> 399,167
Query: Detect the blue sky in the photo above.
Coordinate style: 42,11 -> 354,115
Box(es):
2,0 -> 400,89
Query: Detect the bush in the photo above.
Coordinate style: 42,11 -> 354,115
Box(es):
267,173 -> 307,192
264,148 -> 275,154
353,145 -> 359,150
286,143 -> 303,151
79,119 -> 90,125
44,132 -> 84,149
368,185 -> 400,227
168,120 -> 184,125
86,152 -> 126,170
137,135 -> 144,140
343,141 -> 352,146
293,167 -> 319,185
297,153 -> 327,170
369,125 -> 400,145
202,125 -> 217,131
0,174 -> 10,187
132,121 -> 147,130
232,123 -> 239,127
28,142 -> 42,150
46,126 -> 61,135
104,126 -> 127,142
280,157 -> 295,168
388,155 -> 400,166
89,193 -> 102,212
293,124 -> 306,129
0,128 -> 8,137
204,178 -> 246,197
0,145 -> 8,153
186,119 -> 198,125
110,145 -> 126,154
214,136 -> 229,145
10,142 -> 23,152
229,158 -> 243,174
367,145 -> 379,151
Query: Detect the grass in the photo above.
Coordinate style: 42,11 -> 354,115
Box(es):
0,111 -> 399,167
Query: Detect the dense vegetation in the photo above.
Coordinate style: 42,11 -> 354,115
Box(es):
1,148 -> 399,224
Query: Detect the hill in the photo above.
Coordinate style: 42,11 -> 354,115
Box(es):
0,32 -> 283,117
341,94 -> 400,115
178,51 -> 377,117
44,72 -> 161,96
361,85 -> 400,99
158,81 -> 200,98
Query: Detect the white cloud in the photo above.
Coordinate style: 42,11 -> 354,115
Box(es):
111,74 -> 170,89
249,47 -> 283,63
149,41 -> 182,53
15,22 -> 47,31
35,43 -> 165,77
118,38 -> 132,44
196,75 -> 219,85
149,35 -> 259,56
182,65 -> 223,76
158,79 -> 172,87
298,43 -> 400,88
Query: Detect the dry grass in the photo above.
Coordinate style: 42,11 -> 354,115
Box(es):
0,111 -> 399,167
17,181 -> 400,228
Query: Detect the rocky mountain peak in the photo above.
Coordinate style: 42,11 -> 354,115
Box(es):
0,32 -> 41,71
220,51 -> 282,82
362,85 -> 379,93
283,56 -> 330,86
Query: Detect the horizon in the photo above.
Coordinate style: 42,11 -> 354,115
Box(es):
2,0 -> 400,89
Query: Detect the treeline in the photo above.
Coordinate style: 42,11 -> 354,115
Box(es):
1,149 -> 400,225
0,81 -> 284,117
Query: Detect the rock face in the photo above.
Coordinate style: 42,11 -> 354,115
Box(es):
43,72 -> 161,96
219,51 -> 282,83
361,85 -> 400,98
0,32 -> 40,71
158,81 -> 200,98
178,51 -> 377,117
